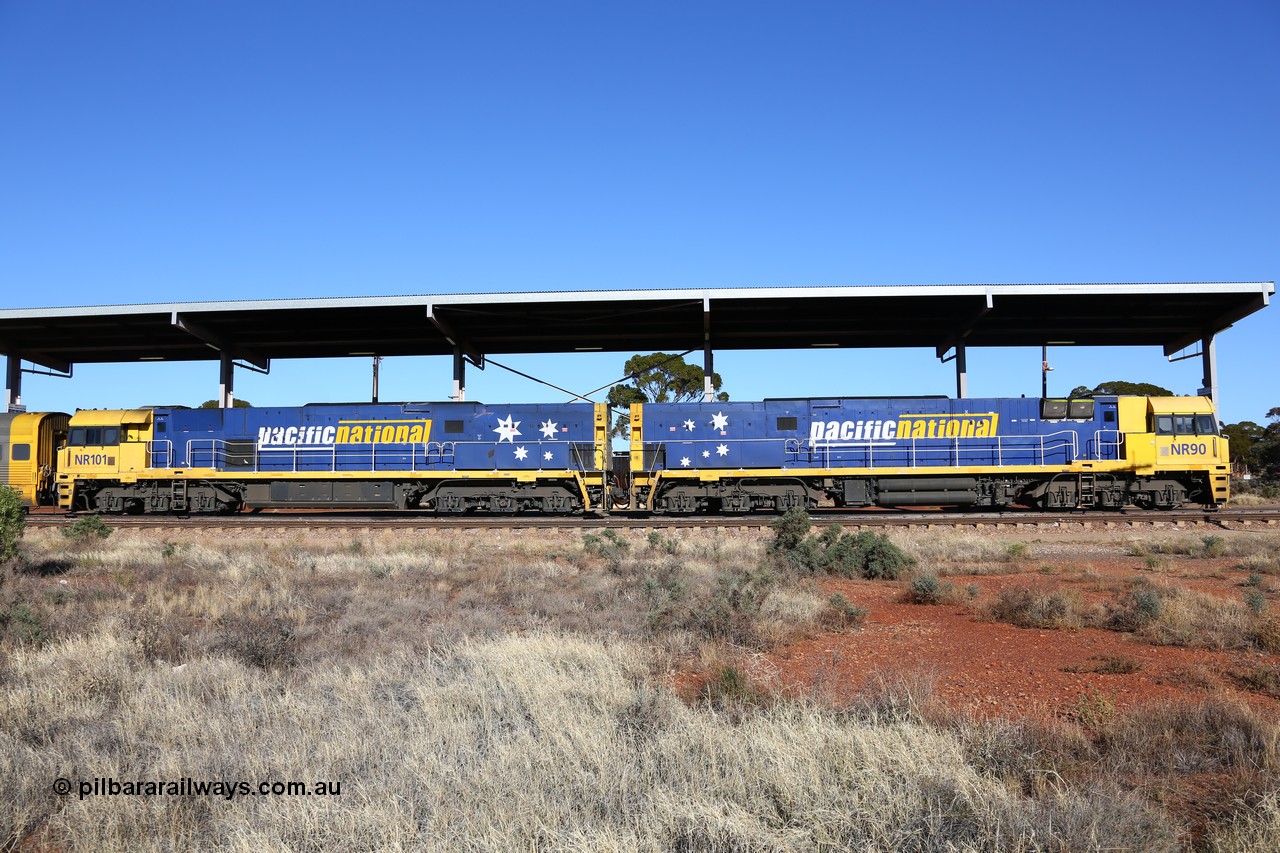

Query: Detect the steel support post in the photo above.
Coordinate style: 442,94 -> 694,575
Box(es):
4,355 -> 20,411
703,341 -> 714,402
1199,335 -> 1218,408
219,351 -> 235,409
452,347 -> 466,401
954,344 -> 968,399
703,298 -> 714,402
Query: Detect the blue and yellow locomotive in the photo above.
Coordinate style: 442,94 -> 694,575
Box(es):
2,393 -> 1230,515
628,395 -> 1230,513
54,402 -> 609,514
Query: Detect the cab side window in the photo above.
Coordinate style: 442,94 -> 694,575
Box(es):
1155,414 -> 1218,436
1195,415 -> 1218,435
11,443 -> 30,461
66,426 -> 121,446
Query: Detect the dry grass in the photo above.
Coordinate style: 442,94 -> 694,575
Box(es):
983,585 -> 1090,630
892,532 -> 1036,575
1122,532 -> 1280,560
1105,579 -> 1272,651
982,574 -> 1280,653
4,627 -> 1189,852
4,527 -> 1280,850
2,529 -> 828,666
1206,790 -> 1280,850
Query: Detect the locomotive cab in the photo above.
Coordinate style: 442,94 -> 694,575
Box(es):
56,410 -> 154,510
1145,396 -> 1230,506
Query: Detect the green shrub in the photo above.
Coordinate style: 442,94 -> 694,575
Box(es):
0,486 -> 24,561
0,600 -> 48,646
645,530 -> 678,555
1074,690 -> 1116,734
582,529 -> 630,569
910,572 -> 954,605
851,530 -> 912,579
699,565 -> 778,645
769,510 -> 911,580
767,507 -> 811,553
62,515 -> 112,541
1110,588 -> 1164,631
1201,535 -> 1227,558
822,593 -> 868,629
1245,589 -> 1268,614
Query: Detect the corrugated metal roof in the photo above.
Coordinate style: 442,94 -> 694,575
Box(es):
0,282 -> 1271,369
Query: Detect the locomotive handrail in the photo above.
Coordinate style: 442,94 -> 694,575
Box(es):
146,439 -> 174,468
787,430 -> 1080,470
1087,429 -> 1125,461
179,437 -> 609,474
251,440 -> 460,472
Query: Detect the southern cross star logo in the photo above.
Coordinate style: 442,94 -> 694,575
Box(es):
680,457 -> 691,467
494,415 -> 521,443
683,419 -> 696,432
716,444 -> 729,456
539,420 -> 558,439
702,450 -> 711,458
710,411 -> 729,431
543,451 -> 553,461
514,446 -> 529,461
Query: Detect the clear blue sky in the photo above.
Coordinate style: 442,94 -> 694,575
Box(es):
1,1 -> 1276,423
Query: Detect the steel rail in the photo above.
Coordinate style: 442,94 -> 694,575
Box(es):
24,506 -> 1280,532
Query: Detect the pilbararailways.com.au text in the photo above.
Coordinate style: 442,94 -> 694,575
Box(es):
54,777 -> 342,801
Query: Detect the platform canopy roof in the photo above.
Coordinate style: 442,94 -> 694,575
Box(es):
0,282 -> 1272,373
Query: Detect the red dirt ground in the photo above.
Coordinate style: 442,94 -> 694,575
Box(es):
762,533 -> 1280,724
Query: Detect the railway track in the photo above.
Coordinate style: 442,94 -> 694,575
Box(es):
24,506 -> 1280,532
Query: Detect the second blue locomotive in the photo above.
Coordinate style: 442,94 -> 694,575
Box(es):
628,395 -> 1227,512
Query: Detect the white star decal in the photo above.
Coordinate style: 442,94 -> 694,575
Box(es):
702,450 -> 711,458
716,444 -> 729,456
683,419 -> 696,432
539,420 -> 558,440
680,457 -> 691,467
544,451 -> 554,461
494,414 -> 521,443
514,446 -> 528,461
710,411 -> 729,431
